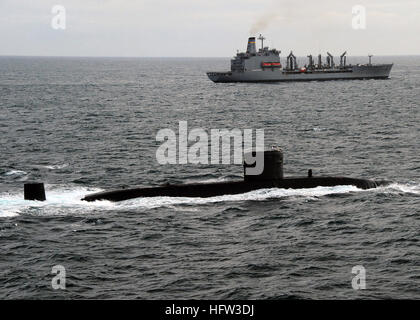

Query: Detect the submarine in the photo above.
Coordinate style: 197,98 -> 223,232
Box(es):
82,149 -> 390,202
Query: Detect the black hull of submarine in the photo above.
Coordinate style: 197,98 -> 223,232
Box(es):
82,176 -> 388,202
82,150 -> 389,203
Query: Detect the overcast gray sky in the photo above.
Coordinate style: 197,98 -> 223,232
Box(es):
1,0 -> 419,57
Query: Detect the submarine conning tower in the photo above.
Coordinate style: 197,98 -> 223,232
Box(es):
243,149 -> 284,181
246,37 -> 257,55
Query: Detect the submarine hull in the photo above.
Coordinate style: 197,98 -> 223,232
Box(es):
82,176 -> 389,202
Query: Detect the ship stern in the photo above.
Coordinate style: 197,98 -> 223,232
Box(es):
206,71 -> 233,83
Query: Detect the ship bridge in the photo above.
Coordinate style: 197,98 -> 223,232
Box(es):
231,34 -> 281,71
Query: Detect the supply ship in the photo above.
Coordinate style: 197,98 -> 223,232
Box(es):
207,35 -> 393,83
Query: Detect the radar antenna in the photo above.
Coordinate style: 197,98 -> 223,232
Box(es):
258,34 -> 266,50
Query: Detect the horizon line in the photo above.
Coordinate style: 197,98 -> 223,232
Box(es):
1,54 -> 420,59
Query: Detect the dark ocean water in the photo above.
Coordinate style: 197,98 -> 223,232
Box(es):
0,56 -> 419,299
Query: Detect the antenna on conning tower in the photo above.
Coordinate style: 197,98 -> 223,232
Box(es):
258,34 -> 266,50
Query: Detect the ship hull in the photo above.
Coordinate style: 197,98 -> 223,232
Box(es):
207,64 -> 393,83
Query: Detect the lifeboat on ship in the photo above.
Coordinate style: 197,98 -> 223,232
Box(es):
262,62 -> 281,68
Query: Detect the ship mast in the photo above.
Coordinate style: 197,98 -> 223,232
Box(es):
258,34 -> 266,50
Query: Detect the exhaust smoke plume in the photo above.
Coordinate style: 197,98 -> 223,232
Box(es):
249,12 -> 281,35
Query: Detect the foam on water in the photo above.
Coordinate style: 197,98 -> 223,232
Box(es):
0,185 -> 111,218
113,183 -> 420,209
1,183 -> 418,218
1,185 -> 346,217
4,170 -> 27,176
42,164 -> 69,170
376,183 -> 420,195
118,185 -> 362,209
